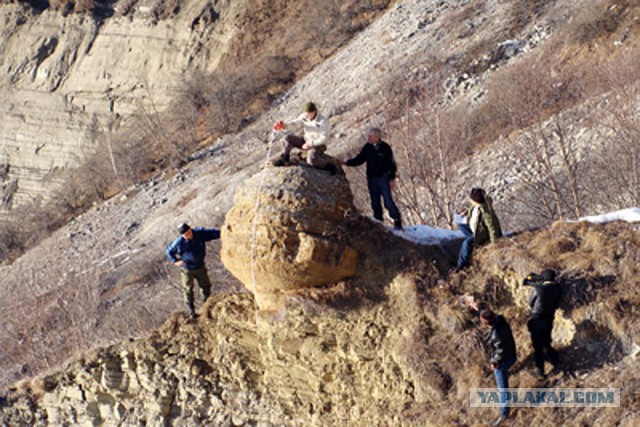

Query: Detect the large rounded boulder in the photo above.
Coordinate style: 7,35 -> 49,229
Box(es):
221,166 -> 358,310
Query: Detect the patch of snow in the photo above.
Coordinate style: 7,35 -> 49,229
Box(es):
392,224 -> 464,244
577,207 -> 640,224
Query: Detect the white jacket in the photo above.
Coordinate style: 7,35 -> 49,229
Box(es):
286,113 -> 330,147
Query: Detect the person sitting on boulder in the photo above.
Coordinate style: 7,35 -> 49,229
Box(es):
524,269 -> 563,380
165,223 -> 220,319
272,101 -> 336,173
342,127 -> 403,230
455,187 -> 502,271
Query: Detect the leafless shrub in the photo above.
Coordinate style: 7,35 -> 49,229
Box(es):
485,53 -> 592,227
568,0 -> 631,46
115,0 -> 137,16
149,0 -> 181,22
383,71 -> 470,228
588,53 -> 640,210
48,0 -> 96,14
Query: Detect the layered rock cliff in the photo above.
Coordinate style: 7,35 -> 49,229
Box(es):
0,0 -> 228,210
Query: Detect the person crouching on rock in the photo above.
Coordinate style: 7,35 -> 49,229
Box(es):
455,187 -> 502,271
342,127 -> 403,230
165,223 -> 220,319
272,101 -> 337,174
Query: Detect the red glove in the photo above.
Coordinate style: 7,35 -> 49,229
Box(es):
273,120 -> 285,131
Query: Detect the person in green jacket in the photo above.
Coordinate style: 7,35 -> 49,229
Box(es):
456,188 -> 502,271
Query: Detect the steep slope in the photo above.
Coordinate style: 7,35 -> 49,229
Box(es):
0,0 -> 638,397
0,0 -> 391,213
1,209 -> 638,425
1,0 -> 230,209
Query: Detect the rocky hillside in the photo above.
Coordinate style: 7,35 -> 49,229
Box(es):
0,0 -> 638,420
0,0 -> 391,213
1,164 -> 638,425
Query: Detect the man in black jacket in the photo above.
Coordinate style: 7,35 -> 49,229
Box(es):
525,269 -> 563,379
479,308 -> 517,425
343,128 -> 403,230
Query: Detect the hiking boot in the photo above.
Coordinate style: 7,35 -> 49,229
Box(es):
324,163 -> 338,175
187,302 -> 197,320
534,368 -> 546,381
393,218 -> 403,230
272,156 -> 289,167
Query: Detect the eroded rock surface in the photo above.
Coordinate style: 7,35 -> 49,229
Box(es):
221,165 -> 358,310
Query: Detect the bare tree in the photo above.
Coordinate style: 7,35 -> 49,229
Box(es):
390,73 -> 467,228
590,53 -> 640,209
487,53 -> 589,225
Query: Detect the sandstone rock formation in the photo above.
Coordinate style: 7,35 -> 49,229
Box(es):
1,221 -> 639,426
221,165 -> 358,310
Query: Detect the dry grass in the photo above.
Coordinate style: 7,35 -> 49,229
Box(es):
419,220 -> 640,426
1,217 -> 638,425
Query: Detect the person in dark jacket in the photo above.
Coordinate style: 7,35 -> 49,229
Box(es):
480,308 -> 517,425
524,269 -> 562,379
456,188 -> 502,271
343,128 -> 403,230
166,223 -> 221,319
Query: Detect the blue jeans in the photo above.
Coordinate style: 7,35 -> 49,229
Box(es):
457,223 -> 474,268
367,176 -> 400,221
494,357 -> 516,417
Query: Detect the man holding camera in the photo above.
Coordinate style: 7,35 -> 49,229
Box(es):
524,269 -> 563,379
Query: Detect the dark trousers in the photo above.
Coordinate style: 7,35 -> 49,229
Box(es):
180,266 -> 212,312
279,134 -> 328,168
457,223 -> 474,268
527,316 -> 559,373
367,176 -> 400,221
494,356 -> 516,417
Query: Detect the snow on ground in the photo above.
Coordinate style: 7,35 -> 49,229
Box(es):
578,207 -> 640,224
392,225 -> 464,245
390,207 -> 640,246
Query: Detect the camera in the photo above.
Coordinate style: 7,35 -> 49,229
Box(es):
523,273 -> 543,286
522,269 -> 556,286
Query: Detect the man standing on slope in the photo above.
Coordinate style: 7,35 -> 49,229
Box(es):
166,223 -> 220,319
463,299 -> 517,426
343,127 -> 403,230
524,269 -> 563,380
272,101 -> 336,173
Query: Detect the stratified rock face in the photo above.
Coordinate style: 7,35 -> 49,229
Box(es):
0,0 -> 233,212
221,165 -> 358,310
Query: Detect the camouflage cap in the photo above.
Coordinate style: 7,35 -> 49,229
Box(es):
303,101 -> 317,113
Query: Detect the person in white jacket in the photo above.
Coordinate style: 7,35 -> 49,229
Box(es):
272,102 -> 335,172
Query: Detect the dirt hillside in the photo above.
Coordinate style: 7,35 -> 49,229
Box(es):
1,210 -> 638,425
0,0 -> 638,418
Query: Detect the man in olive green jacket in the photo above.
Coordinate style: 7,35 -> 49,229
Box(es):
456,188 -> 502,270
